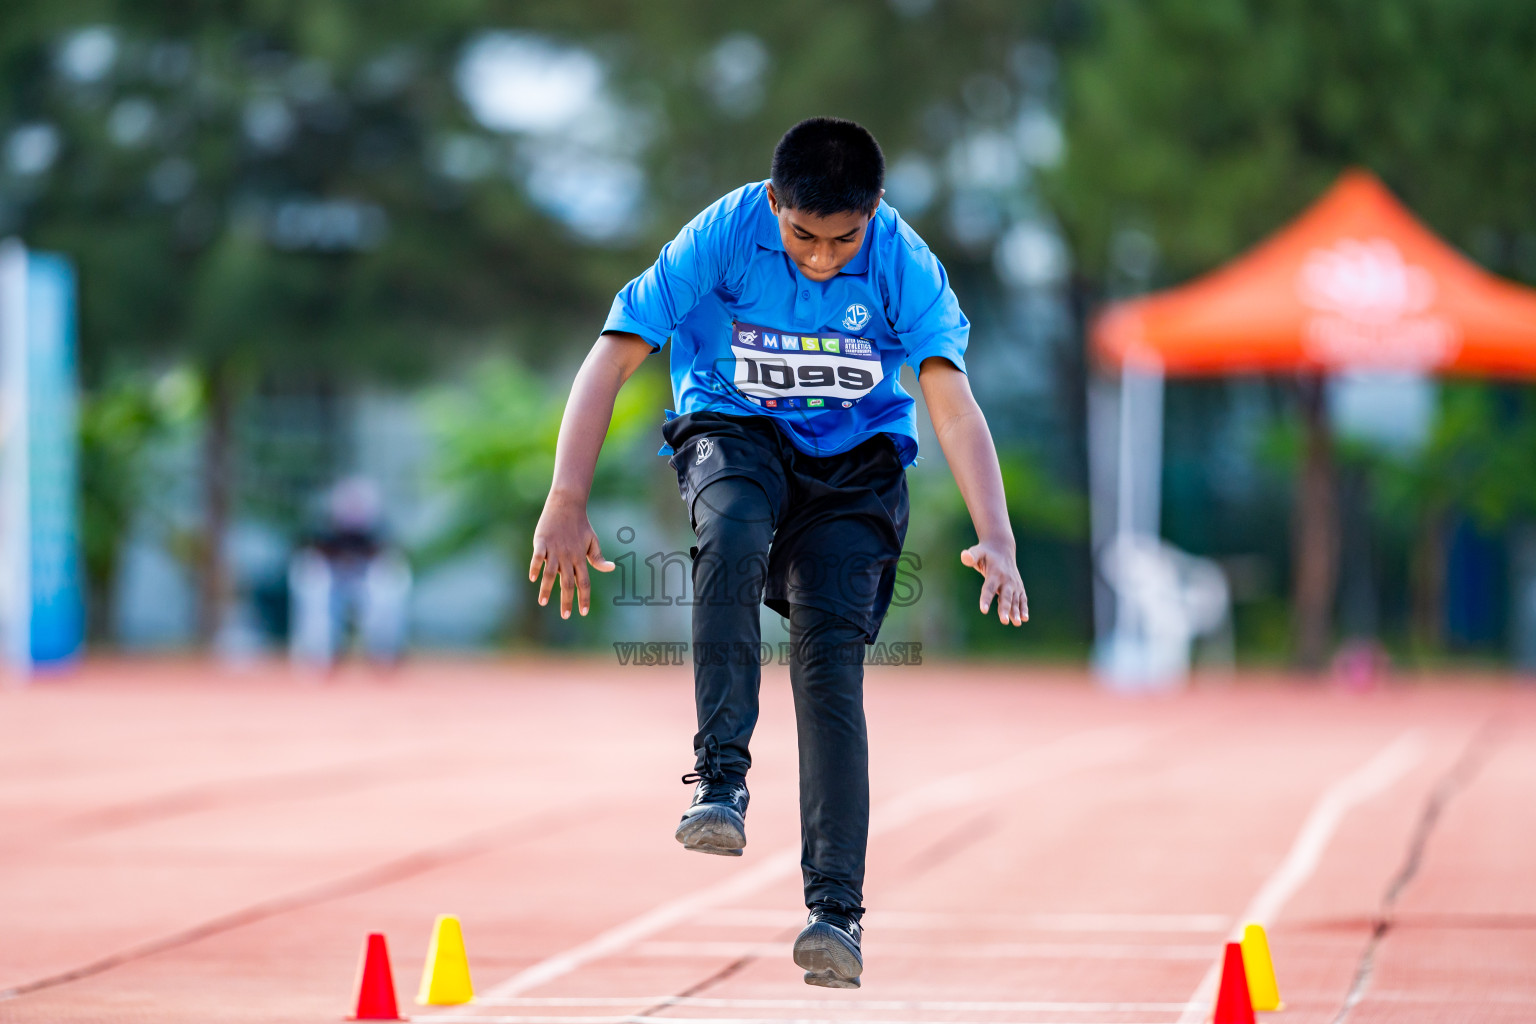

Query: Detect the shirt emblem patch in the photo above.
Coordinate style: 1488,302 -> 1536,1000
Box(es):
842,302 -> 872,331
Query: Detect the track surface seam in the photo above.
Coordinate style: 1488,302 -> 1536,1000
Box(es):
0,804 -> 588,1002
0,752 -> 435,856
1327,720 -> 1501,1024
1177,731 -> 1426,1023
623,778 -> 1090,1021
628,923 -> 802,1021
474,724 -> 1157,1002
8,671 -> 1524,1022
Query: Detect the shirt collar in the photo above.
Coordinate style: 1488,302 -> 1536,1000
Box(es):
841,217 -> 874,275
754,184 -> 785,251
754,184 -> 878,277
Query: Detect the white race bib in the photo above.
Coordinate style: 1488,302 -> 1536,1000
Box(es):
729,321 -> 883,411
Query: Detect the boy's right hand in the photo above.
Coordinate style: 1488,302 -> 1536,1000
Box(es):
530,494 -> 616,619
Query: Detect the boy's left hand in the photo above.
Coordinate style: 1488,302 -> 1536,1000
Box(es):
961,541 -> 1028,626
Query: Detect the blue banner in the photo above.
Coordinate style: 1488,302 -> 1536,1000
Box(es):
3,243 -> 82,673
24,254 -> 82,665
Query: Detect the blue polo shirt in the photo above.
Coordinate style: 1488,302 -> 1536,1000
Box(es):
604,180 -> 968,466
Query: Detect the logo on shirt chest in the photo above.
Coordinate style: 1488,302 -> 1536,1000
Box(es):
842,302 -> 872,332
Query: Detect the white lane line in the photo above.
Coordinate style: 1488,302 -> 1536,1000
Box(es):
476,725 -> 1151,1000
1176,732 -> 1425,1024
476,996 -> 1190,1011
707,908 -> 1230,932
474,846 -> 798,1001
633,940 -> 1213,960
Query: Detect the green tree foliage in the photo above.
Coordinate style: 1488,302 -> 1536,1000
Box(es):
1373,385 -> 1536,651
420,354 -> 668,640
1049,0 -> 1536,660
540,1 -> 1055,238
2,0 -> 1066,380
898,442 -> 1089,652
1,1 -> 636,637
1049,0 -> 1536,281
3,0 -> 1078,648
77,366 -> 201,638
1,2 -> 619,382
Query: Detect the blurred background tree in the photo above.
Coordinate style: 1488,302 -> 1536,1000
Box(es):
1373,385 -> 1536,656
1049,0 -> 1536,665
1050,0 -> 1536,278
7,0 -> 1536,663
78,366 -> 201,640
2,0 -> 626,641
419,353 -> 667,643
3,0 -> 1077,653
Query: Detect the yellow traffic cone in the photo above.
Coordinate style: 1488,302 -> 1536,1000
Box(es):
1240,923 -> 1283,1011
417,914 -> 474,1005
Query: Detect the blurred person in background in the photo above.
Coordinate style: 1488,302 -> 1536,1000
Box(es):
530,117 -> 1027,989
288,477 -> 412,670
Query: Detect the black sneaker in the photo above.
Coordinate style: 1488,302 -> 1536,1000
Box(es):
793,905 -> 863,988
673,771 -> 748,856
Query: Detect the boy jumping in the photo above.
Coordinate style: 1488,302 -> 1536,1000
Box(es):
530,117 -> 1027,989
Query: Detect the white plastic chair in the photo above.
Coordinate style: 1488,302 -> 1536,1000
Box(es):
1095,534 -> 1232,690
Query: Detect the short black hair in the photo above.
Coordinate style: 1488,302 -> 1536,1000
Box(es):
771,117 -> 885,217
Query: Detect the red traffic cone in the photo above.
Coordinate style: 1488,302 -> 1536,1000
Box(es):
349,933 -> 402,1020
1213,940 -> 1256,1024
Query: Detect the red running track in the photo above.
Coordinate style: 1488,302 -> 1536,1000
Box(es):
0,659 -> 1532,1023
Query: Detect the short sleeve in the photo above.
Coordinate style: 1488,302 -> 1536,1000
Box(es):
888,241 -> 969,375
604,212 -> 734,352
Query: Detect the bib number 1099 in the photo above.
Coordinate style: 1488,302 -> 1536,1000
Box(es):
729,321 -> 884,408
739,358 -> 875,391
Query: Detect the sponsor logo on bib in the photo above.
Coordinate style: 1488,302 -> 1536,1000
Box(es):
843,338 -> 873,357
729,320 -> 884,412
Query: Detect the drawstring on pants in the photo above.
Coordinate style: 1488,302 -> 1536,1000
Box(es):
681,734 -> 724,784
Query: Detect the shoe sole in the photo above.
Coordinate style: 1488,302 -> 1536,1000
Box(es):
674,804 -> 746,856
793,922 -> 862,989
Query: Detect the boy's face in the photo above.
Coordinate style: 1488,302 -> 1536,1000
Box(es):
767,183 -> 883,282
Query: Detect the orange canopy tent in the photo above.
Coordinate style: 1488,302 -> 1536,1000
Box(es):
1093,170 -> 1536,377
1087,170 -> 1536,676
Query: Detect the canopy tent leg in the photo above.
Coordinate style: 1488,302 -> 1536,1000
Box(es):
1086,371 -> 1119,644
1090,360 -> 1173,687
1293,374 -> 1339,670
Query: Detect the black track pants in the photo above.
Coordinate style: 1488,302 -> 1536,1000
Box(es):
691,476 -> 870,911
